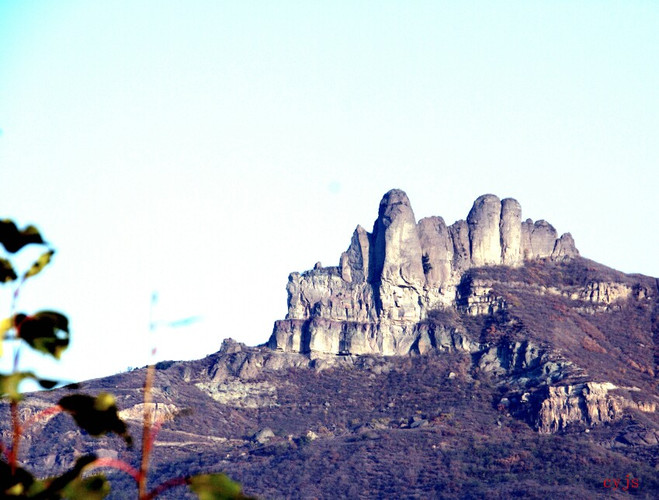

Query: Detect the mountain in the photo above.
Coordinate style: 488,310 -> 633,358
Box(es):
270,189 -> 578,357
2,189 -> 658,499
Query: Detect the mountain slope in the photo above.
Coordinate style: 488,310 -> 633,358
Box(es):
2,190 -> 658,499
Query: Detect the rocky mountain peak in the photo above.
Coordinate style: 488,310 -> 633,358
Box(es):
269,189 -> 579,357
376,188 -> 414,222
467,193 -> 505,267
7,191 -> 658,499
262,189 -> 659,442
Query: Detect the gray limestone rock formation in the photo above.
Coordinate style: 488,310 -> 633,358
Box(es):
340,225 -> 371,283
268,189 -> 579,356
500,198 -> 522,266
418,216 -> 453,289
371,189 -> 426,322
521,219 -> 558,259
467,194 -> 503,267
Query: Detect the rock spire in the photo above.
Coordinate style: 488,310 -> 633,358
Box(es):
268,189 -> 578,355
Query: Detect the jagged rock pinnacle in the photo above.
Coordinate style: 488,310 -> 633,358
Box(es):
269,189 -> 579,356
468,194 -> 503,267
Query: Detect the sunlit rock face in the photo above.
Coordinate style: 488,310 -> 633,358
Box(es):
269,189 -> 579,356
340,225 -> 370,284
371,189 -> 426,322
467,194 -> 503,267
532,383 -> 623,434
417,216 -> 453,289
500,198 -> 523,266
552,232 -> 578,260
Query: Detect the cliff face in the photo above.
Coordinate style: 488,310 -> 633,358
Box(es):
269,189 -> 578,356
265,189 -> 659,436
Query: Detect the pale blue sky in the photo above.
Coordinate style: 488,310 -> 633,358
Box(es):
1,1 -> 657,385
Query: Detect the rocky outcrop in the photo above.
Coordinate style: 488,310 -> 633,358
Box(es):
119,403 -> 178,423
532,383 -> 623,433
340,225 -> 371,284
417,216 -> 453,288
372,190 -> 426,322
269,189 -> 578,356
456,275 -> 506,316
468,194 -> 504,267
579,281 -> 633,306
500,198 -> 523,266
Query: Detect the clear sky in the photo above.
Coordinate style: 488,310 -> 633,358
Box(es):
1,1 -> 657,385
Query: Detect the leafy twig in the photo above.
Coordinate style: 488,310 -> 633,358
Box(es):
85,457 -> 140,481
9,400 -> 20,474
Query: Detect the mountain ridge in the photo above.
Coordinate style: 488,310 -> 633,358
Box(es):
269,189 -> 578,357
3,189 -> 658,498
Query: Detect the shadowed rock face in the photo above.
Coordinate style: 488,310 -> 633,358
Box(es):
270,189 -> 579,356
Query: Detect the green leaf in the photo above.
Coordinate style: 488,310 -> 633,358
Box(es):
1,315 -> 23,358
0,220 -> 45,253
37,378 -> 59,389
1,372 -> 33,401
0,258 -> 17,283
0,459 -> 51,497
16,311 -> 70,359
0,459 -> 36,496
58,393 -> 132,446
0,316 -> 13,337
23,249 -> 55,280
61,475 -> 110,500
188,473 -> 248,500
0,372 -> 59,401
40,455 -> 110,499
3,454 -> 109,499
0,316 -> 12,357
